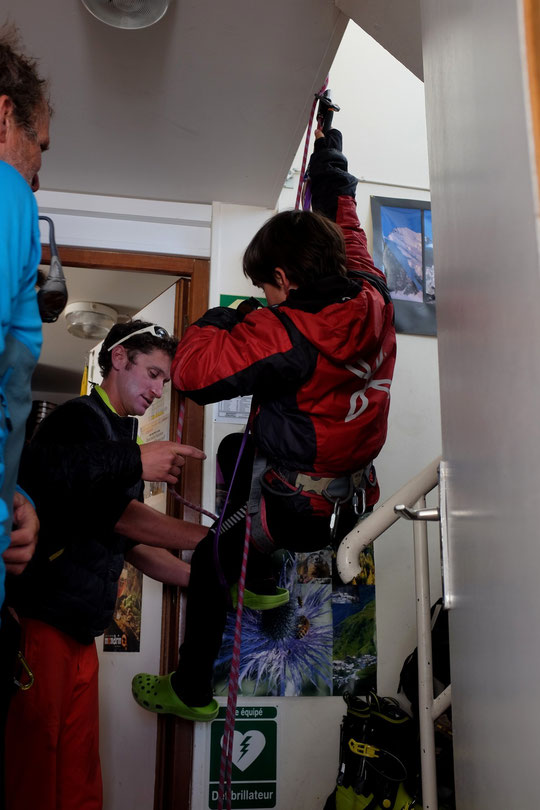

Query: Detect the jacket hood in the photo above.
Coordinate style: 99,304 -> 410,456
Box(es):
282,274 -> 389,366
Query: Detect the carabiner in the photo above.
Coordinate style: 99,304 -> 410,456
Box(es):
14,651 -> 34,691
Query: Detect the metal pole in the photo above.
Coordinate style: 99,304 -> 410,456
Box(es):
413,495 -> 438,809
432,684 -> 451,720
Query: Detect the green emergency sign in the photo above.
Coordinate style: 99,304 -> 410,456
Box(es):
219,294 -> 267,309
209,706 -> 277,809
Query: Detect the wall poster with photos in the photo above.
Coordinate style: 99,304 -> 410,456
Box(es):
370,196 -> 436,336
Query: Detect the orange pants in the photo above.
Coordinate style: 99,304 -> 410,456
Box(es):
4,618 -> 102,810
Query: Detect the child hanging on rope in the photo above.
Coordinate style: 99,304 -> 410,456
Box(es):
132,129 -> 397,721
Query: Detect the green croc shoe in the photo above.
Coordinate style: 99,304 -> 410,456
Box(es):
131,673 -> 218,722
230,583 -> 289,611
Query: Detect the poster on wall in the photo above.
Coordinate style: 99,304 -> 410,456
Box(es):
214,396 -> 253,424
214,550 -> 376,697
332,560 -> 376,696
103,562 -> 143,652
139,381 -> 172,505
371,195 -> 436,336
212,434 -> 376,696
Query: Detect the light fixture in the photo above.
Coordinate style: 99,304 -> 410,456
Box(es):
65,302 -> 118,340
80,0 -> 170,30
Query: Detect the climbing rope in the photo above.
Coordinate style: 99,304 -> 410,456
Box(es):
217,512 -> 251,810
176,396 -> 185,441
169,399 -> 219,521
173,391 -> 252,810
294,76 -> 329,210
167,486 -> 218,522
213,417 -> 254,808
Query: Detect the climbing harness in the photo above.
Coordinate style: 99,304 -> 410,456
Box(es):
262,464 -> 375,541
209,504 -> 247,536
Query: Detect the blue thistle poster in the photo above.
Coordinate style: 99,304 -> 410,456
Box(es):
213,439 -> 377,697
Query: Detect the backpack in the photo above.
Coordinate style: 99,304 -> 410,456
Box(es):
398,599 -> 450,715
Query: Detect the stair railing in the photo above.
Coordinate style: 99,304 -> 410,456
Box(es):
336,456 -> 451,810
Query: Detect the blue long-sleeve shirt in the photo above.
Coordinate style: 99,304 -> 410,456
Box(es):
0,160 -> 42,613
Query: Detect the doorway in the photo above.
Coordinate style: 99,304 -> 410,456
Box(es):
39,243 -> 209,809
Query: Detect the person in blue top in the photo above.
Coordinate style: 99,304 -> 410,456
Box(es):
0,24 -> 52,612
0,27 -> 52,809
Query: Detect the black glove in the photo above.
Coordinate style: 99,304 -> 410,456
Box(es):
195,306 -> 244,330
236,297 -> 263,316
307,128 -> 358,221
195,298 -> 262,330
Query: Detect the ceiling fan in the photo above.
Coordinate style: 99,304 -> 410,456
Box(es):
80,0 -> 170,30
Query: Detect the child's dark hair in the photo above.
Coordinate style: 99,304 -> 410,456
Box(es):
98,320 -> 178,378
243,209 -> 347,288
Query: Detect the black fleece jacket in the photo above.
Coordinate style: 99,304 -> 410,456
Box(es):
8,388 -> 143,643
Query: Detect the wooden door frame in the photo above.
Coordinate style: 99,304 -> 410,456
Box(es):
41,243 -> 209,810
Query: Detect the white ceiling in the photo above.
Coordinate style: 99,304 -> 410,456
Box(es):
5,0 -> 348,208
3,0 -> 423,398
4,1 -> 422,208
336,0 -> 423,81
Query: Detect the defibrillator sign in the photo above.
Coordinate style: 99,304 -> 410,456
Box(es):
208,706 -> 277,808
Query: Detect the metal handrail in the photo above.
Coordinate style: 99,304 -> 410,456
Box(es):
336,456 -> 441,582
336,455 -> 448,810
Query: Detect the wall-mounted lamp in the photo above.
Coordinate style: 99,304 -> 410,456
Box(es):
65,302 -> 118,340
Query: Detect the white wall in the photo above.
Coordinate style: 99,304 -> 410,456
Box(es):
35,192 -> 211,257
191,21 -> 441,806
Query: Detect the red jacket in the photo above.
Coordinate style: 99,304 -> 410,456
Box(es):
172,196 -> 396,507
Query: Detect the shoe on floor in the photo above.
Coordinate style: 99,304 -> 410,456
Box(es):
230,583 -> 289,610
131,672 -> 218,722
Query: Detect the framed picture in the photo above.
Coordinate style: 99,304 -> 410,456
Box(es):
370,196 -> 436,336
